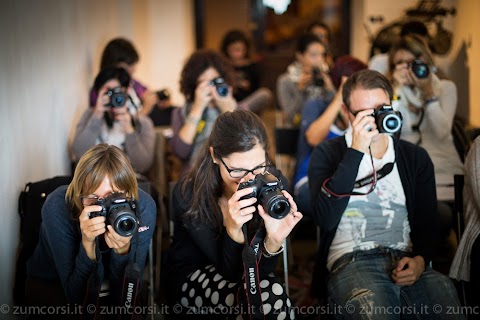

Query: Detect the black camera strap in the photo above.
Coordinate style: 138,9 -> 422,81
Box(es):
119,201 -> 142,320
240,223 -> 266,320
353,161 -> 395,189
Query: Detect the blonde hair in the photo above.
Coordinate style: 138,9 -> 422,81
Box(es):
388,34 -> 434,78
66,144 -> 138,219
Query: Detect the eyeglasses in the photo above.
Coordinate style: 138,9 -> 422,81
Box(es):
80,192 -> 127,206
219,157 -> 270,179
80,194 -> 102,206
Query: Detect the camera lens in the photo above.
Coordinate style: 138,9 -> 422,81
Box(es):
263,193 -> 291,219
109,208 -> 138,236
117,216 -> 136,235
113,95 -> 126,107
216,85 -> 229,97
381,114 -> 402,134
410,60 -> 430,79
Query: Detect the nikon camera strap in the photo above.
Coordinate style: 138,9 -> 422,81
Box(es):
241,223 -> 266,320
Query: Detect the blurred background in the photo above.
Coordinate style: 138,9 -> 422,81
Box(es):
1,0 -> 478,311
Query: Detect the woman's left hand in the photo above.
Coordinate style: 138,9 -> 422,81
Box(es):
212,85 -> 237,113
406,68 -> 435,99
112,106 -> 135,134
104,225 -> 133,255
258,190 -> 303,252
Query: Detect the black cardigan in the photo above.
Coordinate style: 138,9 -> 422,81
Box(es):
308,136 -> 438,298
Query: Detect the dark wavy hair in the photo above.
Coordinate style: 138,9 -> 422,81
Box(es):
180,110 -> 269,229
179,49 -> 235,104
306,21 -> 332,44
92,67 -> 131,94
220,29 -> 251,59
100,38 -> 139,70
296,33 -> 325,54
342,69 -> 393,110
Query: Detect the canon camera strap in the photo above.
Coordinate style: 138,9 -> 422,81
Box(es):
119,201 -> 142,320
353,161 -> 395,190
241,223 -> 266,320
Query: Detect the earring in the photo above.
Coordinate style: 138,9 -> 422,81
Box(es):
213,159 -> 217,164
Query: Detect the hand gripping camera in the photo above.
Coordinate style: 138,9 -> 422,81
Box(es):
372,105 -> 403,135
408,60 -> 430,79
89,192 -> 140,237
209,77 -> 229,97
106,87 -> 129,108
238,172 -> 291,219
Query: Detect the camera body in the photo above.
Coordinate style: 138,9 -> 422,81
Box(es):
156,89 -> 170,101
408,60 -> 430,79
238,172 -> 291,219
89,192 -> 139,237
209,77 -> 229,97
372,105 -> 403,134
311,67 -> 325,87
106,87 -> 129,108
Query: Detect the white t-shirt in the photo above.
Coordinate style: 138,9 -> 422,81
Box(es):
327,131 -> 412,271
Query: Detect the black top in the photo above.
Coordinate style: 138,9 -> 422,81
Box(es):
165,168 -> 287,302
233,62 -> 261,102
308,136 -> 438,297
148,106 -> 175,126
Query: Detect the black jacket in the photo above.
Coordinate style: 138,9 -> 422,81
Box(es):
308,136 -> 438,298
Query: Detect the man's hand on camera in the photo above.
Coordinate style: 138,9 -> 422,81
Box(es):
351,109 -> 378,154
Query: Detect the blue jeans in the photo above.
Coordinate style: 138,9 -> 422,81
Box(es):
327,248 -> 464,320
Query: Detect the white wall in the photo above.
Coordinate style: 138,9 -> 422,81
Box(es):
0,0 -> 194,310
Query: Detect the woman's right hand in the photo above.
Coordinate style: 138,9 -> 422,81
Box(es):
223,186 -> 258,244
93,88 -> 111,118
191,80 -> 213,116
297,66 -> 313,91
79,205 -> 107,259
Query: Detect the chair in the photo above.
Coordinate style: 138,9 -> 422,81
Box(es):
273,123 -> 301,297
451,117 -> 472,163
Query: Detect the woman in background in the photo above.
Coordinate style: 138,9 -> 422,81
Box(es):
220,29 -> 273,113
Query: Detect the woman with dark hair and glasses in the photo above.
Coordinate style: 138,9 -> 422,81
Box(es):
166,110 -> 302,319
26,144 -> 156,317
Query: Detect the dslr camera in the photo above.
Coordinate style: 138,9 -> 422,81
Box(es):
311,67 -> 325,87
372,105 -> 403,134
238,172 -> 291,219
209,77 -> 229,97
106,87 -> 129,108
89,192 -> 140,237
408,60 -> 430,79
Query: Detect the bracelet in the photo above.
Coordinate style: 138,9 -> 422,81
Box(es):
424,96 -> 439,105
262,239 -> 284,257
185,114 -> 200,125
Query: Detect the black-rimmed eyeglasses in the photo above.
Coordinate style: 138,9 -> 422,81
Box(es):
219,158 -> 270,179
